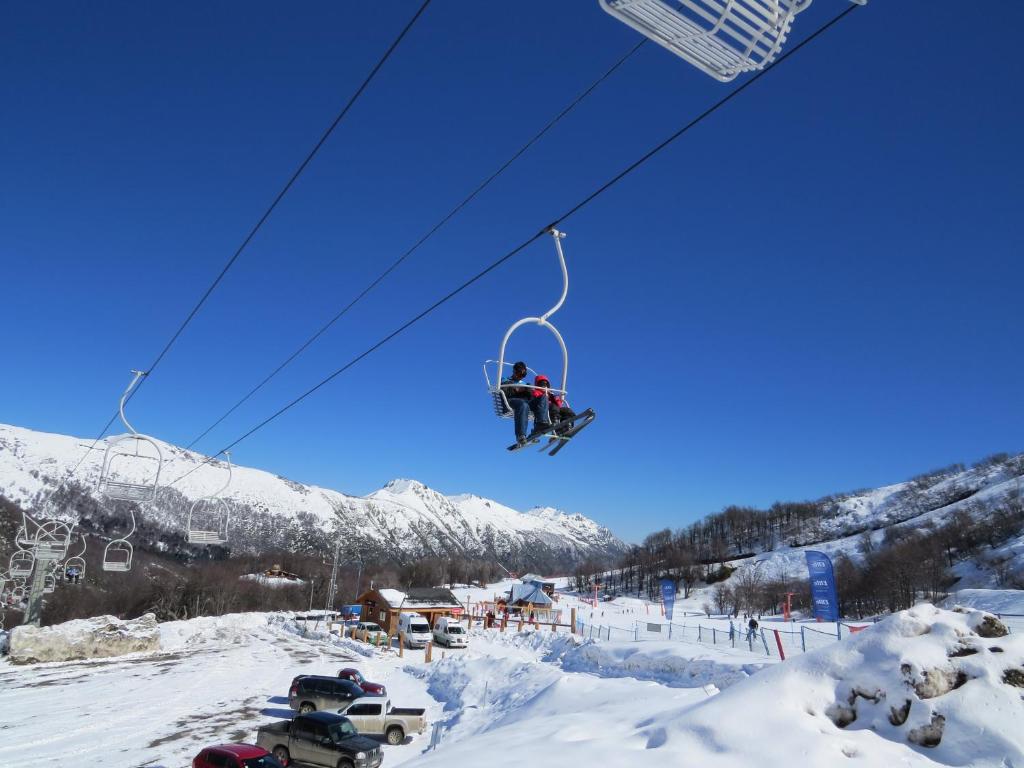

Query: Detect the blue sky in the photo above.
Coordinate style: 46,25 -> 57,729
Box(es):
2,2 -> 1021,543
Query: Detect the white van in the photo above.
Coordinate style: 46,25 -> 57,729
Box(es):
397,612 -> 432,648
432,616 -> 468,648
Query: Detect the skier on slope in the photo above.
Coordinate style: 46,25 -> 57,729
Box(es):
501,361 -> 551,447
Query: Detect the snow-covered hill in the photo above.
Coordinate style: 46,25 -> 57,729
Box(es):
0,423 -> 625,568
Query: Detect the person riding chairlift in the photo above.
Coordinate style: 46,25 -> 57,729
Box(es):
502,361 -> 551,447
535,374 -> 575,436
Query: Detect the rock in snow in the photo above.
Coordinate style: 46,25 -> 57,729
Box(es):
9,613 -> 160,664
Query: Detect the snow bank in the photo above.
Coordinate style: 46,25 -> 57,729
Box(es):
945,588 -> 1024,615
159,611 -> 272,651
9,613 -> 160,664
556,637 -> 768,690
406,605 -> 1024,768
642,604 -> 1024,767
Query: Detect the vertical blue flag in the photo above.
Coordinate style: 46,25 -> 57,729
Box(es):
805,551 -> 839,622
660,578 -> 676,621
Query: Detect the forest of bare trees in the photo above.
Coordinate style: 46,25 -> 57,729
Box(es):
579,455 -> 1023,620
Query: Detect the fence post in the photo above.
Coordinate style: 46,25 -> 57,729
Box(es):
571,607 -> 577,633
698,625 -> 702,643
800,626 -> 806,653
773,629 -> 786,661
713,628 -> 716,644
399,633 -> 405,658
668,622 -> 672,640
424,641 -> 433,663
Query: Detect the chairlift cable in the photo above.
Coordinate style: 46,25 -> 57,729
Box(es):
184,38 -> 646,452
165,4 -> 858,485
24,1 -> 433,512
130,0 -> 434,399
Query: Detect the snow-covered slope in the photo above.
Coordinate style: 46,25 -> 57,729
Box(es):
0,422 -> 625,567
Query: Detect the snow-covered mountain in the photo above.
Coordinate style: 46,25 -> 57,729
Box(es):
0,423 -> 625,569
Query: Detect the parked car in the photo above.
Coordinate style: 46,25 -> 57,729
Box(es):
355,621 -> 387,643
396,612 -> 431,648
255,711 -> 381,768
337,667 -> 386,696
192,743 -> 284,768
338,697 -> 427,745
431,616 -> 468,648
289,675 -> 365,713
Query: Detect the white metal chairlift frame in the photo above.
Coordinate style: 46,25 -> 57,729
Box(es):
483,229 -> 571,421
186,452 -> 233,545
98,370 -> 164,503
102,507 -> 136,572
63,534 -> 88,583
599,0 -> 865,82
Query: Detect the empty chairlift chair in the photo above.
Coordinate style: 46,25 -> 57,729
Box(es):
599,0 -> 865,82
9,550 -> 34,578
187,452 -> 232,545
97,370 -> 164,503
102,508 -> 136,573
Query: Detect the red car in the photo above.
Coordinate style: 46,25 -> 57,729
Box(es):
337,667 -> 386,696
193,743 -> 284,768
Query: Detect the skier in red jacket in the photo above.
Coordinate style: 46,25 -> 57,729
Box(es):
535,374 -> 575,435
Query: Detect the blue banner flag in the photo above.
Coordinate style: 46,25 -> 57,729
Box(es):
805,551 -> 839,622
660,578 -> 677,621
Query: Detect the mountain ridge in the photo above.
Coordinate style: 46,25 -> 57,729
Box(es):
0,422 -> 626,570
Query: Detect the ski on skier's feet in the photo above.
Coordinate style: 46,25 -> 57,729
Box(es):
546,411 -> 596,456
505,409 -> 595,453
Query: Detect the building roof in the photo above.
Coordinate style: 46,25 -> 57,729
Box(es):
368,587 -> 462,609
519,573 -> 554,585
510,583 -> 553,606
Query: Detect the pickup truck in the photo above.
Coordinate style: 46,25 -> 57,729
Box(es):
338,697 -> 427,746
255,711 -> 382,768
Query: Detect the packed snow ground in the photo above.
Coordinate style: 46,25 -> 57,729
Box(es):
4,594 -> 1023,767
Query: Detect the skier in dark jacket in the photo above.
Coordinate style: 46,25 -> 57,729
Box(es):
501,361 -> 550,446
535,374 -> 575,435
747,617 -> 759,640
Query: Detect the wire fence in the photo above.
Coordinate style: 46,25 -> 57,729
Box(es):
573,610 -> 1023,660
573,615 -> 883,660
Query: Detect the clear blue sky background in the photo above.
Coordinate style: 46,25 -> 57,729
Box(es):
2,2 -> 1021,543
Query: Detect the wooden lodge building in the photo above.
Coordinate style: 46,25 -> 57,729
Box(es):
358,587 -> 463,635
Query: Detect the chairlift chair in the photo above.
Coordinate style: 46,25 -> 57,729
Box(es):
102,508 -> 136,573
97,370 -> 164,502
64,556 -> 87,583
42,572 -> 57,594
187,453 -> 233,545
483,229 -> 570,419
483,230 -> 596,455
102,540 -> 133,572
33,520 -> 73,560
599,0 -> 865,82
9,550 -> 34,578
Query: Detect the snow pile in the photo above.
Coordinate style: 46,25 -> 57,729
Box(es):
556,638 -> 768,690
159,611 -> 272,651
407,605 -> 1024,768
945,588 -> 1024,615
635,604 -> 1024,767
9,612 -> 160,664
275,616 -> 380,658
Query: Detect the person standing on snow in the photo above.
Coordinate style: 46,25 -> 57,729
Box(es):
747,616 -> 759,640
501,361 -> 550,447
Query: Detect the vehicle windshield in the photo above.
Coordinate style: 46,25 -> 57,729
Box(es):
447,626 -> 464,634
349,671 -> 364,684
242,757 -> 285,768
411,623 -> 429,633
329,720 -> 358,741
364,624 -> 381,632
